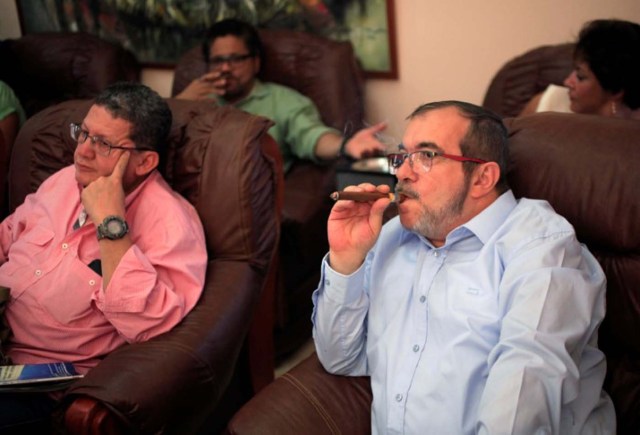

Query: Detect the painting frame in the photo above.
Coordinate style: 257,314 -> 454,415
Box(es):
346,0 -> 398,80
15,0 -> 398,79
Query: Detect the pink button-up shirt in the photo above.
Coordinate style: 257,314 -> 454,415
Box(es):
0,166 -> 207,373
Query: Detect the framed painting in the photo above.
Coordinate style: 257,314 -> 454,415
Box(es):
16,0 -> 398,79
295,0 -> 398,79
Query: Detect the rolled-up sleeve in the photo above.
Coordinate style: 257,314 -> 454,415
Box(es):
92,206 -> 207,343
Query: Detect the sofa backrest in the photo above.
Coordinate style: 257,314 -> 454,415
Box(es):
483,43 -> 574,118
505,112 -> 640,433
0,32 -> 140,118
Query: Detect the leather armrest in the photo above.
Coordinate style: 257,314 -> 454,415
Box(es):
276,161 -> 335,353
62,260 -> 263,434
65,396 -> 124,434
225,352 -> 372,435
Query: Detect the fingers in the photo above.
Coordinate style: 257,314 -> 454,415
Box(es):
111,151 -> 130,182
178,73 -> 222,100
200,71 -> 220,82
366,121 -> 388,134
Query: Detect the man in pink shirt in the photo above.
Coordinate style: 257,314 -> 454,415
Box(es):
0,82 -> 207,431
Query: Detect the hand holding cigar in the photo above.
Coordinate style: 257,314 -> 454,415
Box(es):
330,191 -> 395,202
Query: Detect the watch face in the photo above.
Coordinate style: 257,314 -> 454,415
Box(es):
98,216 -> 129,240
106,219 -> 124,234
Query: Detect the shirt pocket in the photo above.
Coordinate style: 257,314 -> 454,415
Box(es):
447,280 -> 501,346
35,256 -> 102,327
447,275 -> 499,322
0,226 -> 55,300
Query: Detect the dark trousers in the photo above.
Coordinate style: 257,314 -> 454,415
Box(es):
0,392 -> 58,434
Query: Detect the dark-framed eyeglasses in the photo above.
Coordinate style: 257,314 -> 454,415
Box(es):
207,53 -> 253,70
386,149 -> 487,175
70,123 -> 153,157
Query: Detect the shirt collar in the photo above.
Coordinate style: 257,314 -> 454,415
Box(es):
460,190 -> 517,245
404,190 -> 517,248
123,170 -> 159,208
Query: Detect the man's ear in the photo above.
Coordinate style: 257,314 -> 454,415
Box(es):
469,162 -> 500,198
134,151 -> 159,177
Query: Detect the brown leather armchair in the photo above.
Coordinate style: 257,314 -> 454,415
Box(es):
482,43 -> 574,117
172,27 -> 366,359
0,31 -> 141,219
7,98 -> 283,434
224,112 -> 640,435
0,32 -> 140,118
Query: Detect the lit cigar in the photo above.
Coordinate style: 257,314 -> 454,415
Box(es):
330,191 -> 395,202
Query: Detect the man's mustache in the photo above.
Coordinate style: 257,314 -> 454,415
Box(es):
395,183 -> 419,200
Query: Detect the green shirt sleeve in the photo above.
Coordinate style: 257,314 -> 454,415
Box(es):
235,82 -> 339,171
0,81 -> 26,125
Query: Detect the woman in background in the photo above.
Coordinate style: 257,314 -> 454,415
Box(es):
520,19 -> 640,120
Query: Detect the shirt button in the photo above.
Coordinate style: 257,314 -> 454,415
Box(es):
89,280 -> 96,286
325,279 -> 330,286
413,344 -> 420,352
419,295 -> 426,303
395,393 -> 403,402
35,269 -> 42,276
62,243 -> 69,250
433,251 -> 439,257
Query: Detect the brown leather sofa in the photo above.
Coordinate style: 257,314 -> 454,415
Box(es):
172,27 -> 366,360
6,98 -> 283,434
482,43 -> 574,117
224,112 -> 640,435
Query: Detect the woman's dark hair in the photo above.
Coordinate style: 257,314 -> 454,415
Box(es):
574,19 -> 640,109
202,18 -> 264,66
94,82 -> 172,160
408,101 -> 510,194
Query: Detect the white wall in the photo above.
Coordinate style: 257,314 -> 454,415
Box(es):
0,0 -> 21,38
371,0 -> 640,140
2,0 -> 640,140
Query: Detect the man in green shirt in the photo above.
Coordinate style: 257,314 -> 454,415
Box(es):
176,19 -> 387,172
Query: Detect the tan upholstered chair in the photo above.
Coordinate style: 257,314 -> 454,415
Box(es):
7,98 -> 283,434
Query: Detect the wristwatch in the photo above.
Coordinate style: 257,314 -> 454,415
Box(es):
96,215 -> 129,241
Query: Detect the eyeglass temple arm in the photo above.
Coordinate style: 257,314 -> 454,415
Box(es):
440,153 -> 487,164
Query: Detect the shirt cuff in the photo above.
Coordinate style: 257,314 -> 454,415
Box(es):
321,253 -> 367,305
92,245 -> 153,313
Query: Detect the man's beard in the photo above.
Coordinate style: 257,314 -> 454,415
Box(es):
397,177 -> 470,239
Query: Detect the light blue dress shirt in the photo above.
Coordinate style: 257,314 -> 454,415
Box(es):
312,190 -> 616,434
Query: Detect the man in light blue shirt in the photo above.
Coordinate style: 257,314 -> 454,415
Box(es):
312,100 -> 616,434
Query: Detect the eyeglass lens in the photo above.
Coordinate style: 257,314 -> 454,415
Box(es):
209,53 -> 251,69
387,151 -> 435,175
70,123 -> 116,156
